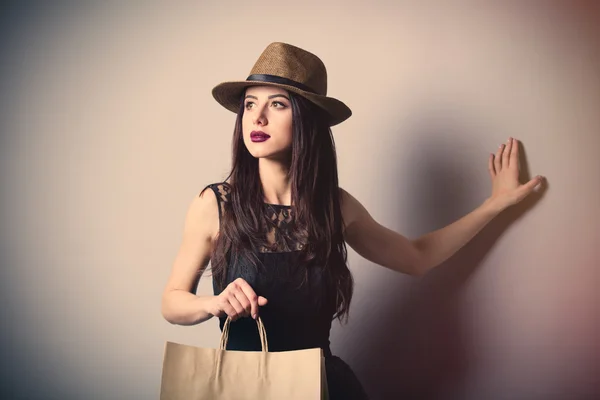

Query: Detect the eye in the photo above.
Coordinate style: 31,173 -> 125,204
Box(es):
272,101 -> 288,109
245,101 -> 255,110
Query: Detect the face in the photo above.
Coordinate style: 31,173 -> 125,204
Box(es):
242,86 -> 293,160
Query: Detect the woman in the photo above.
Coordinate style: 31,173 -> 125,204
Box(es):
161,42 -> 544,399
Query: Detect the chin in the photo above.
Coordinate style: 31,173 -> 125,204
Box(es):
245,142 -> 290,160
248,150 -> 282,159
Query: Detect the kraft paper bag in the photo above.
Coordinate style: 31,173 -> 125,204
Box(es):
160,316 -> 329,399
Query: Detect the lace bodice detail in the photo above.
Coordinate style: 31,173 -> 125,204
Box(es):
207,182 -> 305,253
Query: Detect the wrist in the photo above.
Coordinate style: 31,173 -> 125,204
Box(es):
197,295 -> 218,318
481,197 -> 505,216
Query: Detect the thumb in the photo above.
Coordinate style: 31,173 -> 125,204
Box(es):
258,296 -> 268,306
525,175 -> 545,193
518,175 -> 544,200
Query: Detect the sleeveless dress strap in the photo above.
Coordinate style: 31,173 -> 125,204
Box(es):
200,182 -> 231,226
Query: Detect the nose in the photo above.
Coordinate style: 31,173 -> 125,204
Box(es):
253,105 -> 268,126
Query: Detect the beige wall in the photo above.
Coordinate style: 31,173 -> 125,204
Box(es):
1,2 -> 598,399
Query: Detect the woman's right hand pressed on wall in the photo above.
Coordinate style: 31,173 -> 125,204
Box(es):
209,278 -> 268,321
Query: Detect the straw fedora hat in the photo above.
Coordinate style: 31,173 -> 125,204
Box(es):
212,42 -> 352,126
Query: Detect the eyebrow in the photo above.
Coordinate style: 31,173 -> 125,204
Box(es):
244,94 -> 290,101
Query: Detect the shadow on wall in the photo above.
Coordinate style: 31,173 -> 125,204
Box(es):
356,113 -> 547,400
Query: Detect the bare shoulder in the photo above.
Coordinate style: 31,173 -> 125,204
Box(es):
184,185 -> 220,242
161,187 -> 220,296
339,187 -> 368,232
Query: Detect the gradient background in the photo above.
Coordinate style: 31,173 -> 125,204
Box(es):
1,1 -> 599,399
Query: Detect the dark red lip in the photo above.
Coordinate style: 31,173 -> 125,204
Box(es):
250,131 -> 270,142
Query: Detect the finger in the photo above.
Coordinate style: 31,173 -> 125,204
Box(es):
225,286 -> 244,319
258,296 -> 268,306
488,153 -> 496,177
234,278 -> 260,319
233,290 -> 252,318
520,175 -> 544,197
529,175 -> 545,191
221,303 -> 237,320
502,138 -> 512,170
509,138 -> 519,170
494,143 -> 503,172
226,293 -> 245,320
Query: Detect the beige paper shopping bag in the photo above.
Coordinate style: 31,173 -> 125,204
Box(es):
160,316 -> 329,399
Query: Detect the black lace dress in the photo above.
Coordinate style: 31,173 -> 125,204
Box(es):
203,183 -> 369,400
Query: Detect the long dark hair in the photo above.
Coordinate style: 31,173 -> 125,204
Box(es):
207,90 -> 353,322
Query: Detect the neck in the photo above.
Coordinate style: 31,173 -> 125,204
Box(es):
258,158 -> 292,206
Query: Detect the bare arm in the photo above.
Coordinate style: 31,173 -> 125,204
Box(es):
341,189 -> 501,276
340,138 -> 543,276
161,188 -> 268,325
341,189 -> 423,275
161,189 -> 220,325
410,201 -> 501,273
